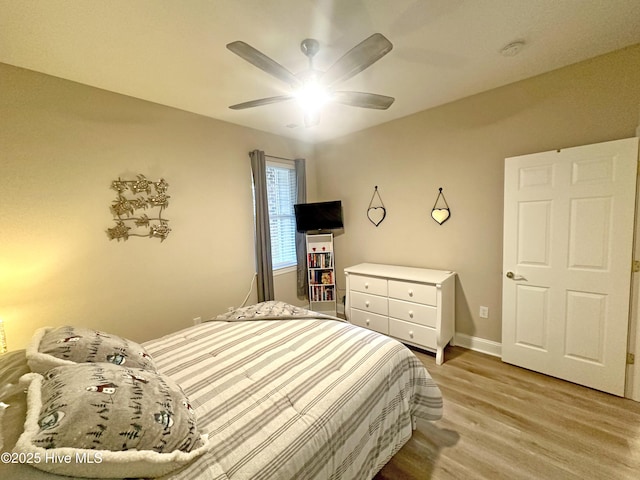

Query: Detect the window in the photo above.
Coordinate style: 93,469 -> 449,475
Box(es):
265,160 -> 297,270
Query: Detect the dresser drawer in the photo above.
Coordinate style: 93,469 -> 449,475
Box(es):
349,275 -> 387,297
350,309 -> 388,335
350,291 -> 388,315
389,318 -> 436,349
388,299 -> 437,328
388,280 -> 437,306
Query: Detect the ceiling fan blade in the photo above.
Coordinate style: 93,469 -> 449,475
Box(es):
332,91 -> 395,110
229,95 -> 294,110
227,41 -> 302,88
321,33 -> 393,87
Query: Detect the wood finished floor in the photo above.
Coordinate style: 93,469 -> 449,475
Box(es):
374,346 -> 640,480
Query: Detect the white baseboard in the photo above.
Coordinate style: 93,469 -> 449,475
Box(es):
453,333 -> 502,358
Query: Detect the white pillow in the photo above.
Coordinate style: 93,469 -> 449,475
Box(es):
26,326 -> 156,373
13,364 -> 210,478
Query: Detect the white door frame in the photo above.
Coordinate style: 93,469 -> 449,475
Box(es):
627,178 -> 640,401
628,123 -> 640,401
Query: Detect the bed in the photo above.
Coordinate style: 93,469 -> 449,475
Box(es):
0,301 -> 443,480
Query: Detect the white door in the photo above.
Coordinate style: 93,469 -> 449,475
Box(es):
502,138 -> 639,396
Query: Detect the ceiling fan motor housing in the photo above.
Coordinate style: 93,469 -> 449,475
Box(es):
300,38 -> 320,58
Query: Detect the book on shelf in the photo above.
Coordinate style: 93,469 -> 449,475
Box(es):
310,285 -> 334,302
309,269 -> 333,285
307,252 -> 332,268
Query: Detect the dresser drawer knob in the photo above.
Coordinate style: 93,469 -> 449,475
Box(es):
366,319 -> 370,326
409,310 -> 414,318
365,283 -> 369,289
365,301 -> 370,308
409,330 -> 414,338
408,289 -> 414,297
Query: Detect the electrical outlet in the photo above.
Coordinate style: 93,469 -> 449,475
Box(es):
479,306 -> 489,319
193,316 -> 202,325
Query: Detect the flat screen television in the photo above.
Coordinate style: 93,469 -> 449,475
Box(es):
294,201 -> 344,233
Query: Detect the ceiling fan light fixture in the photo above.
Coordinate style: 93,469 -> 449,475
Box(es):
294,78 -> 331,113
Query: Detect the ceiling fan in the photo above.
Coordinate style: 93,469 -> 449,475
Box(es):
226,33 -> 395,127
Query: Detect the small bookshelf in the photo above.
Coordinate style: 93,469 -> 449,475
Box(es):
306,233 -> 336,316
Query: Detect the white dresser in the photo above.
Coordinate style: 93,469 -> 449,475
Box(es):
344,263 -> 456,365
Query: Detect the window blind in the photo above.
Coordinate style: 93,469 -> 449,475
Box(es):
265,161 -> 297,270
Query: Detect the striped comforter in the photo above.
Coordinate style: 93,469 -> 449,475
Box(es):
145,303 -> 443,480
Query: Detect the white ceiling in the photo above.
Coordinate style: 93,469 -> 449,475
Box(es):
2,0 -> 639,144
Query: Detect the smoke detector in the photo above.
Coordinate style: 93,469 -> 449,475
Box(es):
500,41 -> 525,57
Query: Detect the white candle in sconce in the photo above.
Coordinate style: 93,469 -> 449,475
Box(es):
0,319 -> 7,354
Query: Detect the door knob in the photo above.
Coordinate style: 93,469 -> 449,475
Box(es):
506,271 -> 527,281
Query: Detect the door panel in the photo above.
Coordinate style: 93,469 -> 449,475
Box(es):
514,285 -> 549,351
502,138 -> 639,396
564,290 -> 606,363
568,197 -> 611,270
518,201 -> 552,266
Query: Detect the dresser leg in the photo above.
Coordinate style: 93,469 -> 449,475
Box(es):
436,348 -> 444,365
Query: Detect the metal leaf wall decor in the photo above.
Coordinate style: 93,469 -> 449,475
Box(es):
106,175 -> 171,242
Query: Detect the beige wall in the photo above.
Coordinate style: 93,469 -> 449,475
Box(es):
3,44 -> 639,352
0,63 -> 315,350
316,44 -> 640,344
